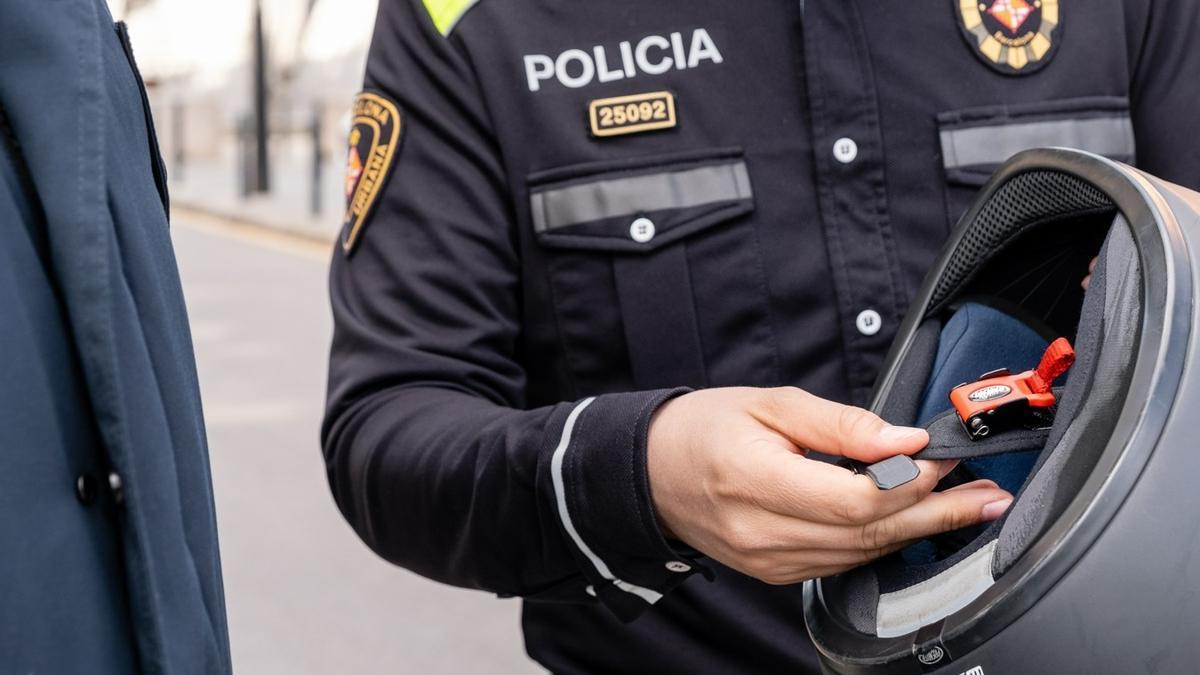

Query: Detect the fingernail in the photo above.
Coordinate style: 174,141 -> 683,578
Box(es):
981,498 -> 1013,521
879,425 -> 925,444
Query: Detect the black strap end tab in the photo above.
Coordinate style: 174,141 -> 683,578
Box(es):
841,455 -> 921,490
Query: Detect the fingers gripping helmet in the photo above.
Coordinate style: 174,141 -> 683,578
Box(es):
805,149 -> 1200,674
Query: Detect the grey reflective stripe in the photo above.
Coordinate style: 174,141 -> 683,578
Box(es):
875,539 -> 997,638
940,116 -> 1135,170
531,160 -> 752,233
550,397 -> 664,605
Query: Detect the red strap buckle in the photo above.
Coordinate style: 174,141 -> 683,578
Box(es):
950,338 -> 1077,440
1029,337 -> 1076,394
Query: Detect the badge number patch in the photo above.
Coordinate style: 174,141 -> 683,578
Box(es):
956,0 -> 1060,75
589,91 -> 677,138
342,92 -> 403,254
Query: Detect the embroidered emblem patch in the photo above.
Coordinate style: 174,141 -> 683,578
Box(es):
342,91 -> 403,254
955,0 -> 1060,75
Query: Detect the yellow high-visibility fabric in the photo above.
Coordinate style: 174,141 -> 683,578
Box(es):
422,0 -> 479,35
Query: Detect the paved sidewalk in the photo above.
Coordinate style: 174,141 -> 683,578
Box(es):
173,211 -> 537,674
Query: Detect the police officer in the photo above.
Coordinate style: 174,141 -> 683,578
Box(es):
0,1 -> 230,672
322,0 -> 1200,671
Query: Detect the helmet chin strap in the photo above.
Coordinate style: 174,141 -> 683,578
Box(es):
846,338 -> 1077,491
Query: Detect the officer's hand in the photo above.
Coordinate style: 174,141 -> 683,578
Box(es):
647,387 -> 1013,584
1082,255 -> 1099,290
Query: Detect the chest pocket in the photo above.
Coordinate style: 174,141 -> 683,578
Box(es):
938,96 -> 1135,228
530,147 -> 776,394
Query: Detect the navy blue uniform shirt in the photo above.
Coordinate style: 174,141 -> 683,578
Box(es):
322,1 -> 1200,671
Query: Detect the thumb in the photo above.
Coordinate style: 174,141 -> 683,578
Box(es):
753,387 -> 928,462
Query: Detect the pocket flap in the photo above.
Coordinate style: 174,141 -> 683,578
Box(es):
529,149 -> 754,252
938,97 -> 1135,186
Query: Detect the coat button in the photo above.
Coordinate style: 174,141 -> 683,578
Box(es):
108,471 -> 125,505
629,217 -> 656,243
856,309 -> 882,336
75,473 -> 98,505
833,137 -> 858,164
665,561 -> 692,573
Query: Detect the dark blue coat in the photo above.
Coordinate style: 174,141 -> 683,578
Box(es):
0,1 -> 230,672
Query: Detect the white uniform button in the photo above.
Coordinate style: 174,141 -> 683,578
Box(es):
585,584 -> 596,597
856,309 -> 883,336
665,561 -> 692,573
833,137 -> 858,164
630,217 -> 656,243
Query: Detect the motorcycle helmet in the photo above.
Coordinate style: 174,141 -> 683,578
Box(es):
805,148 -> 1200,674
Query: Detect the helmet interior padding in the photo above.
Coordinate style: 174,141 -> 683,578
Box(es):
823,192 -> 1141,637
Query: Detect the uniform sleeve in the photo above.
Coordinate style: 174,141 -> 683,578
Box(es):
1127,0 -> 1200,189
321,0 -> 702,621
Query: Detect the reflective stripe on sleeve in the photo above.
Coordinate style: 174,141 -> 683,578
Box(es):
550,397 -> 665,604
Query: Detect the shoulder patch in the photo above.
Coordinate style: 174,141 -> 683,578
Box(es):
342,91 -> 404,255
955,0 -> 1061,75
422,0 -> 481,36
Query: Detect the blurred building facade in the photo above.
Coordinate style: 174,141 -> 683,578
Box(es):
112,0 -> 379,238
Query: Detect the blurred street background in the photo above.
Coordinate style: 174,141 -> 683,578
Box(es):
107,1 -> 537,672
114,0 -> 372,239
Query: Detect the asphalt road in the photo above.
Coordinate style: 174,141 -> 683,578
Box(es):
172,212 -> 536,674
